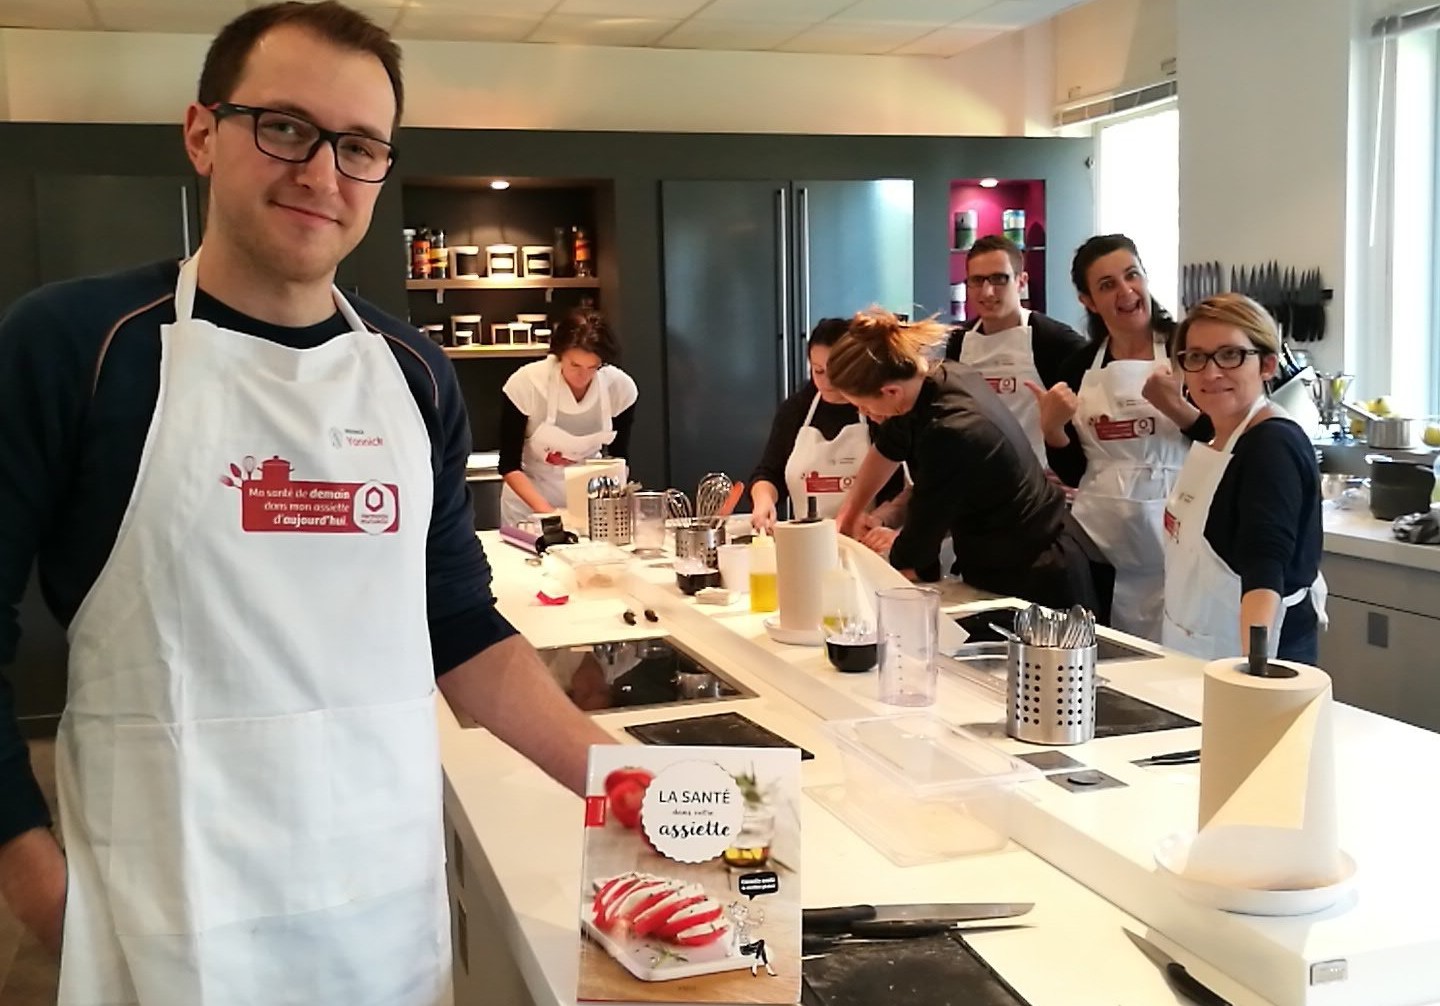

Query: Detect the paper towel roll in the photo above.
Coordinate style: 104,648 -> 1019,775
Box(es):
1186,658 -> 1343,890
773,518 -> 837,631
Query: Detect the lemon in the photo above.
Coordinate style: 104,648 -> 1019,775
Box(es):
1350,417 -> 1367,436
1370,396 -> 1394,417
1423,425 -> 1440,448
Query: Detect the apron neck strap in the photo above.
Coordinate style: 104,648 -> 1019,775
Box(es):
1219,396 -> 1270,454
546,359 -> 615,432
174,247 -> 367,332
1088,332 -> 1167,373
801,390 -> 823,427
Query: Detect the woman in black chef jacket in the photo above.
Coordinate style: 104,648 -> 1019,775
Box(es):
748,318 -> 904,531
828,308 -> 1111,610
1027,234 -> 1207,643
1161,293 -> 1326,661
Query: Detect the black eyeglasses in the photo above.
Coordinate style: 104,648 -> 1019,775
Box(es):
1176,347 -> 1265,372
965,272 -> 1013,289
207,102 -> 397,183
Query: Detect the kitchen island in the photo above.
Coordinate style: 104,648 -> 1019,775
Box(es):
439,531 -> 1440,1006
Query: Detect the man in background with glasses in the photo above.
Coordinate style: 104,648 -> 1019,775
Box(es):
0,2 -> 611,1002
945,235 -> 1086,465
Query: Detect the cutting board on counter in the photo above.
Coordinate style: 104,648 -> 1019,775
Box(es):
801,933 -> 1030,1006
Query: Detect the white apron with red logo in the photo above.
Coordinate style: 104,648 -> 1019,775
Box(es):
500,358 -> 616,526
1161,399 -> 1328,659
783,391 -> 870,519
955,311 -> 1046,464
54,251 -> 450,1006
1070,337 -> 1189,641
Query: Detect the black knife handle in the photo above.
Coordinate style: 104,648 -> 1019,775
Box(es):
1167,962 -> 1232,1006
802,905 -> 875,932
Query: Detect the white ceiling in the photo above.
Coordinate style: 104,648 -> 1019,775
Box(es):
0,0 -> 1085,57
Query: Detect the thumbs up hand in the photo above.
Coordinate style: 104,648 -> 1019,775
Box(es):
1025,380 -> 1078,448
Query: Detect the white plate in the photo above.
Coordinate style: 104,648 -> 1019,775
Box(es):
763,616 -> 823,646
1154,831 -> 1357,916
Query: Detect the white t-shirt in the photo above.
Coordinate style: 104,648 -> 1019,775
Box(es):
502,357 -> 639,440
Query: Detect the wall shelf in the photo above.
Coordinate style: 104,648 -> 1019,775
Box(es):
443,345 -> 549,360
408,276 -> 600,304
407,277 -> 600,291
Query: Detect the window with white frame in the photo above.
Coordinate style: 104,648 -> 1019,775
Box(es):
1366,14 -> 1440,417
1094,106 -> 1181,320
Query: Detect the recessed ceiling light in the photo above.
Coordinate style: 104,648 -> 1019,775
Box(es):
979,178 -> 999,188
490,180 -> 511,190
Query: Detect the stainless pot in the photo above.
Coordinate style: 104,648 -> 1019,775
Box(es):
1342,401 -> 1414,449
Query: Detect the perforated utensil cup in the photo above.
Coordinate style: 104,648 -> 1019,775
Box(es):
587,494 -> 633,545
1006,643 -> 1097,745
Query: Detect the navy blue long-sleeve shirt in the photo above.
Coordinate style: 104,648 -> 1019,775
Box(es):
0,259 -> 517,846
1205,417 -> 1323,660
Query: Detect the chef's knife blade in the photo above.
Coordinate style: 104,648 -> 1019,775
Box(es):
1124,929 -> 1232,1006
804,902 -> 1033,932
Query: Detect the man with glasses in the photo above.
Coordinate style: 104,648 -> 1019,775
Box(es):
945,235 -> 1085,464
0,3 -> 612,1002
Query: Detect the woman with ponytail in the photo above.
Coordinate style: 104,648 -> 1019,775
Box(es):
829,309 -> 1110,611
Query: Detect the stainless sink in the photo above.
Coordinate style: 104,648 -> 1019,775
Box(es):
535,636 -> 757,715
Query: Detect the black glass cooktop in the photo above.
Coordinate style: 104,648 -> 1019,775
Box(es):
953,609 -> 1161,663
536,637 -> 756,714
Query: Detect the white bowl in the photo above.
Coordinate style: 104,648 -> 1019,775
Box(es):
1154,831 -> 1357,916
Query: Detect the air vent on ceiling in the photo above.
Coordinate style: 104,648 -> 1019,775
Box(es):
1053,79 -> 1178,128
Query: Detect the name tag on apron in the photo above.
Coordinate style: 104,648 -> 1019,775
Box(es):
1090,415 -> 1157,441
1163,507 -> 1180,542
233,455 -> 401,535
804,472 -> 852,494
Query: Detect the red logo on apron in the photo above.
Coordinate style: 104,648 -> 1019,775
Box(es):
222,455 -> 400,534
804,472 -> 852,494
1090,415 -> 1156,441
984,376 -> 1018,395
1163,508 -> 1179,542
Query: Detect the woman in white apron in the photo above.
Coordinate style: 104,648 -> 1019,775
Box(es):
749,318 -> 898,531
1162,293 -> 1327,661
1031,235 -> 1202,641
498,309 -> 638,527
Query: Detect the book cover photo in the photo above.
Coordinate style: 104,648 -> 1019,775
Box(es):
577,744 -> 801,1004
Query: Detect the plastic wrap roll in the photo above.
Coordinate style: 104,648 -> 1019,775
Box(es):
773,518 -> 838,632
1186,657 -> 1343,890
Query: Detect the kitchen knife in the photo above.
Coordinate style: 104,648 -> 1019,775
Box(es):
803,902 -> 1032,933
1124,929 -> 1232,1005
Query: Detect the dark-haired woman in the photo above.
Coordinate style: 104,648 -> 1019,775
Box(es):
748,318 -> 904,531
1027,235 -> 1203,642
831,309 -> 1109,610
498,309 -> 638,525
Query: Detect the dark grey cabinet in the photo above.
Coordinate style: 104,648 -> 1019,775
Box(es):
34,174 -> 201,283
660,179 -> 914,498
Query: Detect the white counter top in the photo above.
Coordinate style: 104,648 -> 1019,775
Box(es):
440,533 -> 1440,1006
1322,504 -> 1440,573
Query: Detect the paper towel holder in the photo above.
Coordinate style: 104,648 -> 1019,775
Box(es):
1245,626 -> 1299,678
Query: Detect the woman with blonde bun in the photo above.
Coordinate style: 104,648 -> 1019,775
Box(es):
830,308 -> 1111,610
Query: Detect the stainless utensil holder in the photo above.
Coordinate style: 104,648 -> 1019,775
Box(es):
1007,643 -> 1097,745
587,495 -> 633,545
673,519 -> 725,568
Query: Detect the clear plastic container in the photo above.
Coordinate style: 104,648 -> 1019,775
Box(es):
545,542 -> 632,590
809,712 -> 1041,864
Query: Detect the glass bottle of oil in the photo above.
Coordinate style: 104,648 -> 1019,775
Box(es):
749,534 -> 777,613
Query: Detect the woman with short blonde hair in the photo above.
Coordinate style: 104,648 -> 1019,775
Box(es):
831,308 -> 1111,610
1161,293 -> 1325,660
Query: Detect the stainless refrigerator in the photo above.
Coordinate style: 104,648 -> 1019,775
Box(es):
660,179 -> 914,501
